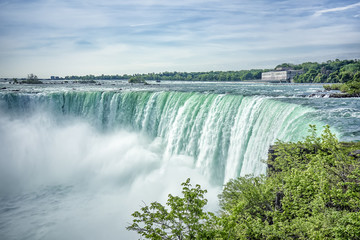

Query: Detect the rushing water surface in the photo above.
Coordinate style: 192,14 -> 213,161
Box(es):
0,80 -> 359,240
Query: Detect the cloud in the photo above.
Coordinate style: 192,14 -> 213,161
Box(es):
0,0 -> 359,77
314,2 -> 360,17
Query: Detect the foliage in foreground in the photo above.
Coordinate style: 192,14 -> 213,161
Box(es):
127,179 -> 217,239
219,125 -> 360,239
127,126 -> 360,239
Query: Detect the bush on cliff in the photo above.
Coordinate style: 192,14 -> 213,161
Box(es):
218,125 -> 360,239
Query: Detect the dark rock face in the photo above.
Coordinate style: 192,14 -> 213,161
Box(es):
308,93 -> 328,98
275,191 -> 284,212
307,93 -> 360,98
329,93 -> 360,98
267,145 -> 278,175
349,150 -> 360,158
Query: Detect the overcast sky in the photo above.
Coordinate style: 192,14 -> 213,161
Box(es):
0,0 -> 360,78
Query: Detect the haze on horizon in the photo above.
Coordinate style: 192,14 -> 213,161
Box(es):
0,0 -> 360,78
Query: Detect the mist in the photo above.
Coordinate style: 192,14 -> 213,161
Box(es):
0,110 -> 221,240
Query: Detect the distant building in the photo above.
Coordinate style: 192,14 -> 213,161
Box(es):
50,76 -> 60,80
261,69 -> 304,83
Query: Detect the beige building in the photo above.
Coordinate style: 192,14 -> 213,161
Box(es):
261,69 -> 303,82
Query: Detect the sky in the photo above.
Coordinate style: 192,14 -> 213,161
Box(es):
0,0 -> 360,78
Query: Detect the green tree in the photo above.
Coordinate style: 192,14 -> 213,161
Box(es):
129,75 -> 146,84
217,175 -> 275,239
21,73 -> 43,84
327,71 -> 340,83
127,178 -> 217,239
340,72 -> 352,83
27,73 -> 38,80
313,73 -> 326,83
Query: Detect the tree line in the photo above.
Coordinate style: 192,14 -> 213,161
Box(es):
64,69 -> 264,81
61,59 -> 359,83
282,59 -> 360,83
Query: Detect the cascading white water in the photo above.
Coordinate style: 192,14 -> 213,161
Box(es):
1,91 -> 316,186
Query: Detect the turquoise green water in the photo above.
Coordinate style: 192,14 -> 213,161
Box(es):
0,80 -> 359,240
1,89 -> 321,183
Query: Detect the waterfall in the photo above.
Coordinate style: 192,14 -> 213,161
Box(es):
0,90 -> 315,185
